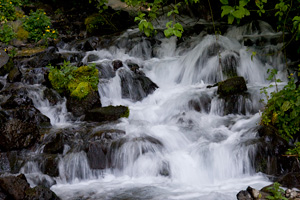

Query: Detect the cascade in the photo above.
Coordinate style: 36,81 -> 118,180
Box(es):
20,20 -> 289,199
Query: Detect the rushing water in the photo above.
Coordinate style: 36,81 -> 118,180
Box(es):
23,21 -> 290,199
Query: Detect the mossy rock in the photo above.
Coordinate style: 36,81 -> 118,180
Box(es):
16,27 -> 29,42
217,76 -> 247,97
85,105 -> 130,122
85,13 -> 106,35
70,82 -> 91,100
16,47 -> 46,57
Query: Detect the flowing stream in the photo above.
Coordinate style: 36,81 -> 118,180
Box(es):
24,21 -> 289,199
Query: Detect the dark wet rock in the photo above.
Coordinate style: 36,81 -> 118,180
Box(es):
119,69 -> 158,101
0,153 -> 11,173
58,52 -> 85,63
0,119 -> 39,151
3,151 -> 25,174
0,50 -> 13,76
43,132 -> 64,154
41,155 -> 60,177
220,94 -> 252,115
87,54 -> 100,62
97,63 -> 115,79
0,84 -> 32,108
126,62 -> 140,73
85,105 -> 129,122
22,67 -> 49,85
0,174 -> 60,200
217,76 -> 247,97
277,172 -> 300,189
203,42 -> 224,59
237,190 -> 252,200
7,65 -> 21,83
15,46 -> 62,69
43,88 -> 63,106
112,60 -> 123,71
66,90 -> 102,117
0,50 -> 9,68
87,142 -> 107,169
0,81 -> 4,91
188,93 -> 212,113
68,37 -> 99,51
255,125 -> 295,176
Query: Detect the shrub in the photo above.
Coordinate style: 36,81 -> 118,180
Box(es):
0,23 -> 16,44
48,61 -> 99,100
0,0 -> 17,22
22,9 -> 57,42
261,72 -> 300,141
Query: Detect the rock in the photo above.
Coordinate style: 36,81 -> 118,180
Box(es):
217,76 -> 247,97
0,119 -> 39,151
188,93 -> 212,113
87,54 -> 100,62
43,88 -> 63,106
16,46 -> 62,69
66,90 -> 102,117
247,186 -> 260,199
43,132 -> 64,154
0,50 -> 9,68
277,172 -> 300,189
85,105 -> 129,122
112,60 -> 123,71
236,190 -> 252,200
0,174 -> 60,200
119,69 -> 158,101
0,83 -> 32,108
7,65 -> 21,83
21,67 -> 49,85
0,58 -> 14,76
255,125 -> 295,176
87,129 -> 126,169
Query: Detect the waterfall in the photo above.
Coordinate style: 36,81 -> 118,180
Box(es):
19,21 -> 289,199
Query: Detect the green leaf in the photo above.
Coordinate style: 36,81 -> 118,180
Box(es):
228,14 -> 234,24
164,28 -> 173,37
221,6 -> 234,17
239,0 -> 249,7
220,0 -> 228,4
173,30 -> 182,38
282,101 -> 291,112
144,29 -> 151,37
232,9 -> 244,18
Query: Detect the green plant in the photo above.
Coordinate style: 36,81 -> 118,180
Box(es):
134,13 -> 155,37
261,69 -> 300,141
22,9 -> 58,42
0,0 -> 17,22
0,23 -> 16,44
286,142 -> 300,158
164,21 -> 184,38
48,61 -> 99,100
266,182 -> 288,200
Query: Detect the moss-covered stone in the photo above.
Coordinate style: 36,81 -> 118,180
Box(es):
70,82 -> 91,100
217,76 -> 247,97
85,105 -> 130,122
16,27 -> 29,42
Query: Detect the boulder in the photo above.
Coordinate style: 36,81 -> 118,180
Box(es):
221,52 -> 239,78
119,69 -> 158,101
112,60 -> 123,71
7,65 -> 22,83
0,50 -> 9,68
85,105 -> 129,122
255,125 -> 295,176
0,119 -> 39,151
21,67 -> 49,85
217,76 -> 247,97
43,132 -> 64,154
66,90 -> 102,117
0,174 -> 60,200
236,190 -> 252,200
87,129 -> 126,169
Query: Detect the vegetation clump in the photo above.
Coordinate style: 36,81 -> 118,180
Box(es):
48,61 -> 99,100
261,71 -> 300,141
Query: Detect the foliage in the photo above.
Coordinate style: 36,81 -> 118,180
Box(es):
48,61 -> 99,100
286,142 -> 300,158
261,69 -> 300,141
22,9 -> 57,42
220,0 -> 250,24
135,13 -> 155,37
266,182 -> 288,200
0,0 -> 17,23
164,21 -> 184,38
0,23 -> 16,44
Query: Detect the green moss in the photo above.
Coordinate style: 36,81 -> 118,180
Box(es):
16,27 -> 29,41
48,62 -> 99,100
120,106 -> 130,118
70,82 -> 91,100
85,13 -> 105,34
